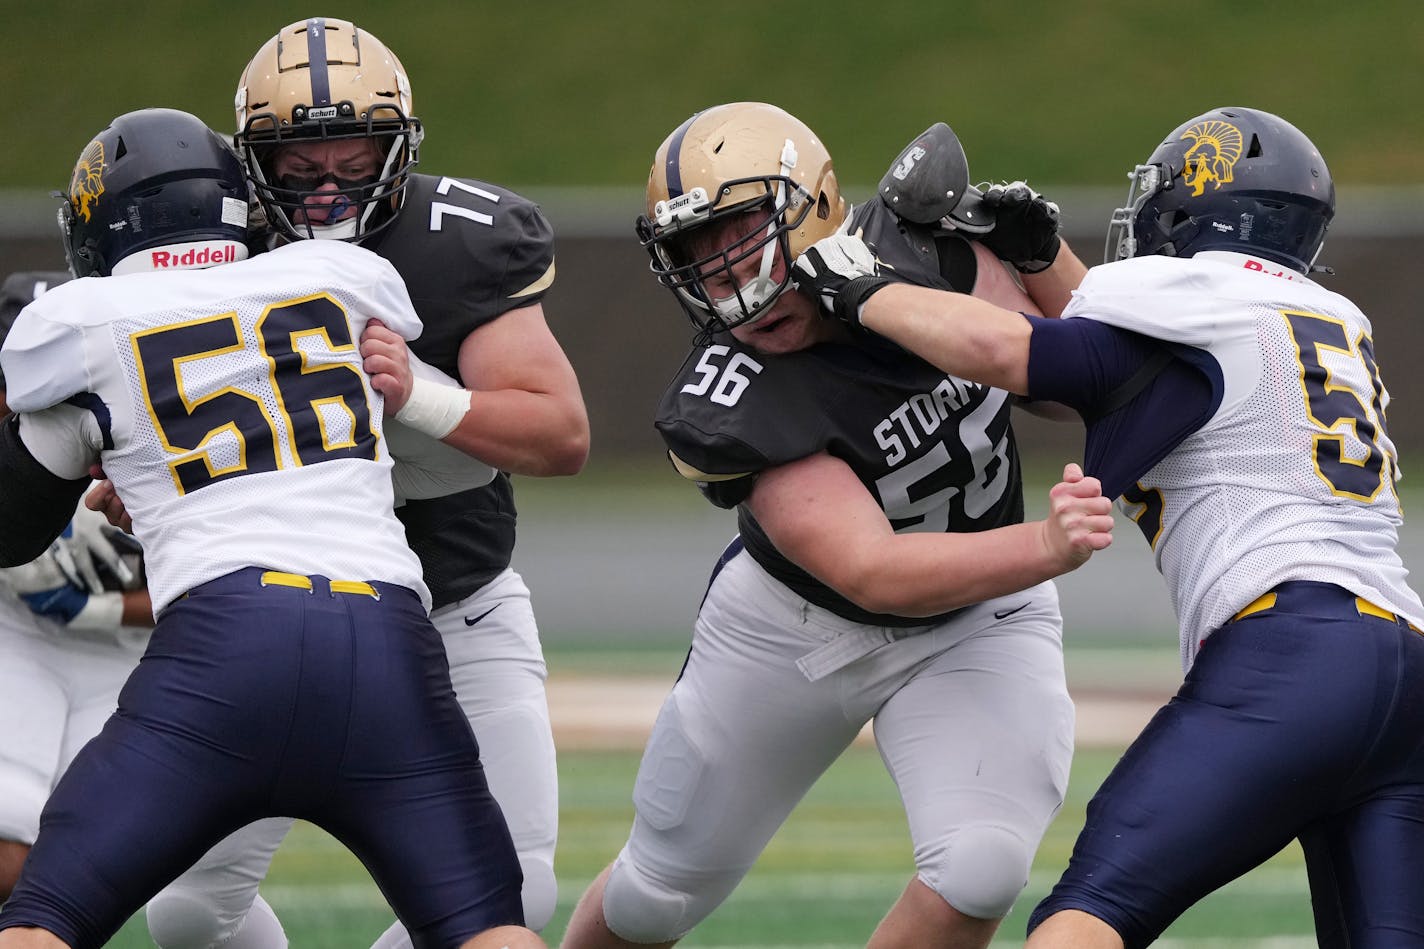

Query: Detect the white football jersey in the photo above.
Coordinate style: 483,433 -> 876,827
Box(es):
1,240 -> 431,612
1066,250 -> 1424,669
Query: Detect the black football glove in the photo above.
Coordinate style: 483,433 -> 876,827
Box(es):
979,181 -> 1062,274
792,234 -> 894,326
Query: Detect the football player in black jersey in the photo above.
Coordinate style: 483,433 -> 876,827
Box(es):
561,102 -> 1111,949
138,18 -> 589,949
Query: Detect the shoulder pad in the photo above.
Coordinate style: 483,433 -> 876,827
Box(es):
877,122 -> 993,236
1,272 -> 71,349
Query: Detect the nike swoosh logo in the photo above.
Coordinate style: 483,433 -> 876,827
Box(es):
993,603 -> 1029,620
464,605 -> 500,627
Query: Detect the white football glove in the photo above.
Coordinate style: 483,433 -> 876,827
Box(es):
53,499 -> 137,591
0,498 -> 138,633
0,546 -> 125,633
792,233 -> 893,324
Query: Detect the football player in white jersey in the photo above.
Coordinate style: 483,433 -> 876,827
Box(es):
793,106 -> 1424,948
135,21 -> 589,948
0,108 -> 544,949
560,102 -> 1114,949
0,494 -> 152,901
0,271 -> 157,903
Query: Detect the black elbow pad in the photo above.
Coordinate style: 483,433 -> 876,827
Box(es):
0,415 -> 89,566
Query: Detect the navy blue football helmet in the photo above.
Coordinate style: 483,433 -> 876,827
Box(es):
59,108 -> 249,278
1105,107 -> 1334,274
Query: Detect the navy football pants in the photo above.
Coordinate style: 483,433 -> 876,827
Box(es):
0,568 -> 523,949
1029,581 -> 1424,948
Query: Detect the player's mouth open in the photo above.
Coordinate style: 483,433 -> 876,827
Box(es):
752,313 -> 789,334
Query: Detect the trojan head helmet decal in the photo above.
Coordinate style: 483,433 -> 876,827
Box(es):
59,109 -> 250,278
1179,120 -> 1244,197
68,139 -> 108,223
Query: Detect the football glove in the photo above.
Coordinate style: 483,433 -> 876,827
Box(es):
0,500 -> 138,633
0,546 -> 125,633
792,234 -> 894,326
978,181 -> 1062,274
53,501 -> 137,592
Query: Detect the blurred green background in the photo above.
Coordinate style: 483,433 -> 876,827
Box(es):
6,0 -> 1422,464
4,0 -> 1421,192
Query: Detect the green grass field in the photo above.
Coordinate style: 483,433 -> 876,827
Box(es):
100,703 -> 1314,947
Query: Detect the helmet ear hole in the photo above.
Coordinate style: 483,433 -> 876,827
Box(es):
1156,209 -> 1189,233
817,192 -> 831,220
1246,133 -> 1263,159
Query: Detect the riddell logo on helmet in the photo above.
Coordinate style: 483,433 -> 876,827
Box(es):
150,245 -> 238,268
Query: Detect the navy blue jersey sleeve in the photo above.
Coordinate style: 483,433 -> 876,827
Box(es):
1025,315 -> 1220,497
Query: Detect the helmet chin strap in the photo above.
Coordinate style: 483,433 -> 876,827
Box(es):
300,217 -> 361,241
717,138 -> 801,326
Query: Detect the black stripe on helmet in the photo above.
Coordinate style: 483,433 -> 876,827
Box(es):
663,112 -> 702,200
305,18 -> 331,106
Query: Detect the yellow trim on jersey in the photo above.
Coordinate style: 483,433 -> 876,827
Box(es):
312,396 -> 359,451
668,451 -> 752,484
130,311 -> 281,495
507,261 -> 556,299
255,291 -> 380,467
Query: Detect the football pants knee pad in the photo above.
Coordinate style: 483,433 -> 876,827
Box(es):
928,823 -> 1034,921
146,890 -> 287,949
601,856 -> 704,944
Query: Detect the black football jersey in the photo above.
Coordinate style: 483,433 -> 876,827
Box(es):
0,271 -> 71,389
654,200 -> 1023,626
366,173 -> 556,607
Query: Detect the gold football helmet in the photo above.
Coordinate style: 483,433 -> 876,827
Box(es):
234,17 -> 423,241
637,102 -> 847,332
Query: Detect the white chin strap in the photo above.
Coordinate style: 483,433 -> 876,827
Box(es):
300,217 -> 361,241
710,138 -> 801,326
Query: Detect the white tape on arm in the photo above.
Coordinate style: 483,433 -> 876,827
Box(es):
393,376 -> 472,440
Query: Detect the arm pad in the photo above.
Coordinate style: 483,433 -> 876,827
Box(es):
0,415 -> 90,566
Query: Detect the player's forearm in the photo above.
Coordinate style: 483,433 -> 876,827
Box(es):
833,521 -> 1075,617
121,588 -> 155,627
441,389 -> 590,477
1020,240 -> 1089,318
860,283 -> 1033,395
